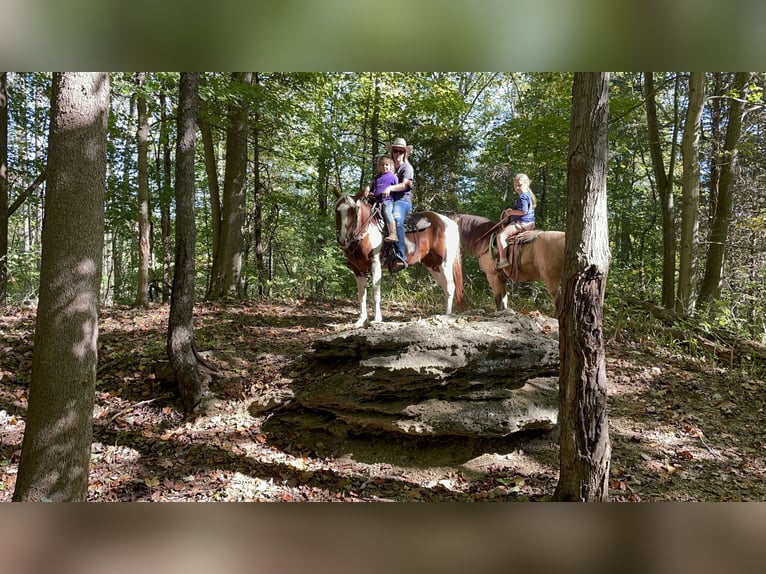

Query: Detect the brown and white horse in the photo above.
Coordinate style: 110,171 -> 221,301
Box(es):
333,190 -> 464,327
453,213 -> 565,314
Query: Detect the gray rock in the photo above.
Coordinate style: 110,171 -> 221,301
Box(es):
258,311 -> 560,441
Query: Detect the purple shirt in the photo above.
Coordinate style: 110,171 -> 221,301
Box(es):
373,171 -> 398,202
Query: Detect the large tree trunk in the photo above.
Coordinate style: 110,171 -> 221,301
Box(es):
167,72 -> 211,413
677,72 -> 706,315
209,72 -> 252,299
135,72 -> 150,308
553,72 -> 611,502
13,72 -> 109,501
644,72 -> 677,310
698,72 -> 749,308
0,72 -> 7,305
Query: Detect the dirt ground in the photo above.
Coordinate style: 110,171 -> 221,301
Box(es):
1,299 -> 765,501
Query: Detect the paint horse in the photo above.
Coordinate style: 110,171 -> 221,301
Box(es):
453,213 -> 565,314
333,190 -> 464,327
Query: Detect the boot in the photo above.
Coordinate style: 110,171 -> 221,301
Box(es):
384,220 -> 398,243
496,258 -> 510,271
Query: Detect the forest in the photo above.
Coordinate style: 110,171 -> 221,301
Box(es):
1,72 -> 765,502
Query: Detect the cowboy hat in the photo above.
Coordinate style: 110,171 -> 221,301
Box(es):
386,137 -> 413,156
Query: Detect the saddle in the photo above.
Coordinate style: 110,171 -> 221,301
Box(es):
370,201 -> 431,234
491,229 -> 542,278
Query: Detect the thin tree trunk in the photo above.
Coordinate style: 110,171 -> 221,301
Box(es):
554,72 -> 611,502
135,72 -> 150,308
677,72 -> 706,315
644,72 -> 677,310
13,72 -> 109,501
252,73 -> 266,298
159,91 -> 172,303
199,81 -> 223,300
698,72 -> 749,308
167,72 -> 211,414
0,72 -> 7,304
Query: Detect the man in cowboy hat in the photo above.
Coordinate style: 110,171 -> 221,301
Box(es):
383,137 -> 415,271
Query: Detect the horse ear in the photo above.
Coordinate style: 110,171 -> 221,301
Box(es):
332,186 -> 341,199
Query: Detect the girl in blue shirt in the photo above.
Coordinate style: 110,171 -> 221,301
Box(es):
496,173 -> 537,270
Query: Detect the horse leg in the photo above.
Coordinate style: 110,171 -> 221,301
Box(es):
480,254 -> 507,310
370,255 -> 383,323
427,265 -> 454,315
354,274 -> 368,328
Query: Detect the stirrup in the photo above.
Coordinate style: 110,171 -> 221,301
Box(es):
496,258 -> 510,270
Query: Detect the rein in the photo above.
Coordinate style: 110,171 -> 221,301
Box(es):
336,196 -> 380,252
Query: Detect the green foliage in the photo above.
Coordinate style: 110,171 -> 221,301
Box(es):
2,71 -> 764,348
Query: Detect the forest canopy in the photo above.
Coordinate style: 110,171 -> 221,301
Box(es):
1,72 -> 764,342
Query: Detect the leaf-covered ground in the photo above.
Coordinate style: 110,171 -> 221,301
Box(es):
1,300 -> 765,501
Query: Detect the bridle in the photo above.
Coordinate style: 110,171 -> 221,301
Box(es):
334,195 -> 379,253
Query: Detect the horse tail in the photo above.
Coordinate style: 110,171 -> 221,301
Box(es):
452,243 -> 465,310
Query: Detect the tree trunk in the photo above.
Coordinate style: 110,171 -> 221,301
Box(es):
210,72 -> 252,299
199,77 -> 223,300
252,73 -> 266,298
167,72 -> 211,413
13,72 -> 109,501
553,72 -> 611,502
0,72 -> 7,304
643,72 -> 677,310
698,72 -> 749,308
677,72 -> 706,315
159,90 -> 172,304
135,72 -> 150,308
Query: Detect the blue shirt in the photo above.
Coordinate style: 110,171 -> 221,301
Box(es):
513,191 -> 535,223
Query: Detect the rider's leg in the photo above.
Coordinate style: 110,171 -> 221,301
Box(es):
496,228 -> 510,270
383,202 -> 398,243
392,199 -> 412,266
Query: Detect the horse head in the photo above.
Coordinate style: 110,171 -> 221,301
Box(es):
333,192 -> 367,251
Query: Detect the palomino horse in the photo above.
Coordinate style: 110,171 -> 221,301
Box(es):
333,190 -> 464,327
453,213 -> 565,314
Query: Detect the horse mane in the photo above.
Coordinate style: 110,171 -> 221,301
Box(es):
453,213 -> 496,251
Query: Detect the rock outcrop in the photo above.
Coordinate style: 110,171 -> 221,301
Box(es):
255,311 -> 560,444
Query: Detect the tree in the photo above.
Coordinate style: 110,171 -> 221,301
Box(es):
1,72 -> 7,304
554,72 -> 611,502
13,72 -> 109,501
698,72 -> 750,308
167,72 -> 212,413
644,72 -> 679,309
135,72 -> 150,308
677,72 -> 706,315
209,72 -> 252,299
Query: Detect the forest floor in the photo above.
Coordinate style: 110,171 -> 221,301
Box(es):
1,299 -> 765,502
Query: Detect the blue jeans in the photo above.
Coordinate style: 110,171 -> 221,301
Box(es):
381,201 -> 396,228
392,199 -> 412,261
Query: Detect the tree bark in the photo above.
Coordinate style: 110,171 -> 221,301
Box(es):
1,72 -> 7,304
698,72 -> 749,308
209,72 -> 252,299
199,75 -> 224,300
554,72 -> 611,502
13,72 -> 109,501
135,72 -> 150,308
643,72 -> 677,310
677,72 -> 706,315
252,73 -> 266,298
159,90 -> 172,303
167,72 -> 211,413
